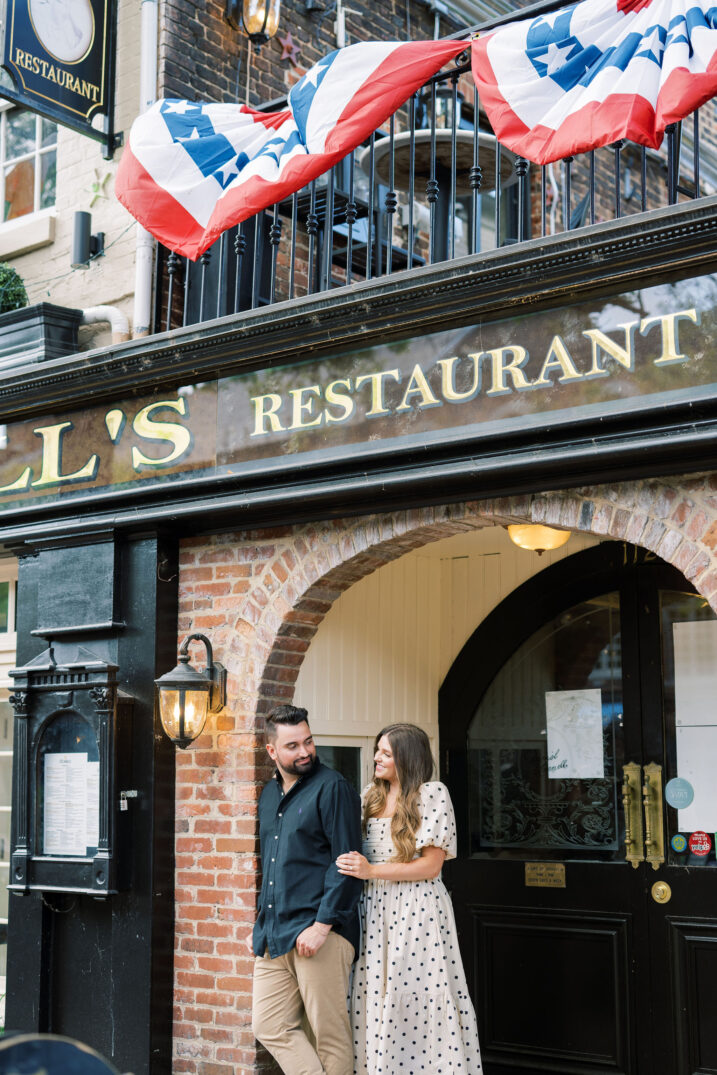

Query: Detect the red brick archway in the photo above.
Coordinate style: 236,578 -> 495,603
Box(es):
172,475 -> 717,1073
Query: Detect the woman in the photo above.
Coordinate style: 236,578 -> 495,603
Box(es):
337,723 -> 482,1074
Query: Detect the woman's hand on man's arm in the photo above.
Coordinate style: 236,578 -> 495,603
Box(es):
336,845 -> 445,882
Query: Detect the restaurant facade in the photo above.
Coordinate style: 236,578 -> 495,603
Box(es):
3,1 -> 717,1074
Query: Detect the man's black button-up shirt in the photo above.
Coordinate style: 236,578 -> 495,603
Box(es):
253,761 -> 363,959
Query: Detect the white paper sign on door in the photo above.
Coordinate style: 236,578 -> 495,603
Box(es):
545,689 -> 604,780
673,620 -> 717,726
673,619 -> 717,829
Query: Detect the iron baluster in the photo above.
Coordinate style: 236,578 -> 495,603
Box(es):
563,156 -> 572,231
494,142 -> 502,247
216,233 -> 226,320
346,152 -> 356,286
366,132 -> 375,281
427,80 -> 438,264
269,204 -> 282,305
515,157 -> 528,243
325,166 -> 335,292
471,84 -> 481,254
307,180 -> 318,294
407,95 -> 416,270
449,74 -> 458,262
385,114 -> 397,276
666,123 -> 677,204
199,248 -> 210,322
641,147 -> 647,212
234,226 -> 246,313
182,257 -> 190,326
166,251 -> 181,332
288,193 -> 298,299
251,211 -> 261,308
612,140 -> 624,218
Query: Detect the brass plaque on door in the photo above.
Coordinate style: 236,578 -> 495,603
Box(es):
525,863 -> 566,888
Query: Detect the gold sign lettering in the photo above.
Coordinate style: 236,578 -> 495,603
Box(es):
641,308 -> 699,365
31,421 -> 99,488
131,399 -> 192,470
355,370 -> 401,417
14,48 -> 100,101
583,321 -> 639,377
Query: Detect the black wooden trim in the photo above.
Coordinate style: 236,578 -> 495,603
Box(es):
0,198 -> 715,422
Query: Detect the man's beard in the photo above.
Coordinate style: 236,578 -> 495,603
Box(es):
285,753 -> 317,776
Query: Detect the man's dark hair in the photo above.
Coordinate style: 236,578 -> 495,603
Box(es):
265,704 -> 310,741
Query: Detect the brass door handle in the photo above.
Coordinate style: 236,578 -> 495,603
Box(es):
643,762 -> 665,870
622,762 -> 644,868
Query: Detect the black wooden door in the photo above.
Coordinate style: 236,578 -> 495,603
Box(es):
440,542 -> 717,1075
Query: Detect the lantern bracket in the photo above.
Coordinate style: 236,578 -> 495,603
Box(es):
179,632 -> 227,713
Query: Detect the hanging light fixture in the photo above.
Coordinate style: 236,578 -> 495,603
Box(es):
507,524 -> 571,556
155,633 -> 226,749
225,0 -> 282,43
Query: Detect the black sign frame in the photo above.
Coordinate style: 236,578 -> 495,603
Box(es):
0,0 -> 120,158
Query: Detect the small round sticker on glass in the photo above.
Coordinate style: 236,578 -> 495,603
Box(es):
671,833 -> 687,853
665,777 -> 695,810
689,831 -> 712,857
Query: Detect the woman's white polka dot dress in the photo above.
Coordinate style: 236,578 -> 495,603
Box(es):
351,781 -> 482,1074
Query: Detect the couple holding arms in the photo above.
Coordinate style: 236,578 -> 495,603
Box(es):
248,705 -> 482,1075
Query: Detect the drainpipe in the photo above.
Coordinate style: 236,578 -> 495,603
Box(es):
133,0 -> 158,338
416,0 -> 449,37
81,305 -> 131,344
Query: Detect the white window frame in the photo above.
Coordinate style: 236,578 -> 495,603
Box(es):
0,102 -> 56,218
313,734 -> 376,791
0,101 -> 57,259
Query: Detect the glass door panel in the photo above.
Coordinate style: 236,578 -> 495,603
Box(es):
467,593 -> 625,859
660,590 -> 717,868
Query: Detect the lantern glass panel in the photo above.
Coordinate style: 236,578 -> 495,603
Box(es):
183,688 -> 209,740
243,0 -> 280,38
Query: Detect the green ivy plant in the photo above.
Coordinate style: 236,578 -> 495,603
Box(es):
0,262 -> 27,314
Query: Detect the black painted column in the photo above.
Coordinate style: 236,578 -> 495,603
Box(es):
5,529 -> 178,1075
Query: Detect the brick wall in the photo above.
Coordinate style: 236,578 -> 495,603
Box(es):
173,474 -> 717,1073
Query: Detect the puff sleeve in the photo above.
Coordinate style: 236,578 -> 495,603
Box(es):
415,781 -> 457,860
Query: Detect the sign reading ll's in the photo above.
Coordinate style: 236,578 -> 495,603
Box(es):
0,0 -> 119,156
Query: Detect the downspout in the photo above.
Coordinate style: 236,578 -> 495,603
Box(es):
81,305 -> 131,344
133,0 -> 158,338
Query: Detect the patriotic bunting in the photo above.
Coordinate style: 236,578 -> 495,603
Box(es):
471,0 -> 717,165
115,39 -> 464,260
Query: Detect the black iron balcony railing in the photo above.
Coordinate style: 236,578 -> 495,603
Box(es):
157,8 -> 717,334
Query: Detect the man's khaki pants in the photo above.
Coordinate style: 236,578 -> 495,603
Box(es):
252,932 -> 354,1075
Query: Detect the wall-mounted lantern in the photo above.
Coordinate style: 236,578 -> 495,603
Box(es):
155,633 -> 226,749
225,0 -> 282,43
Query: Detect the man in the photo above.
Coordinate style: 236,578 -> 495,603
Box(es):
249,704 -> 362,1075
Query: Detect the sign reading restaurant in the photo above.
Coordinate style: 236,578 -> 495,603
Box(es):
0,272 -> 713,511
0,0 -> 118,155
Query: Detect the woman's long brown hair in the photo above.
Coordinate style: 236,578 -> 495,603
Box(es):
363,723 -> 434,863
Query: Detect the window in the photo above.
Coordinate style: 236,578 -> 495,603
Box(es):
0,106 -> 57,222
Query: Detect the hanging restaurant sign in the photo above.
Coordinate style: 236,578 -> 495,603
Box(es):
0,271 -> 716,514
0,0 -> 119,156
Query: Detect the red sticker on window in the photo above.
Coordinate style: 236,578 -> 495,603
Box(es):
688,831 -> 712,856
